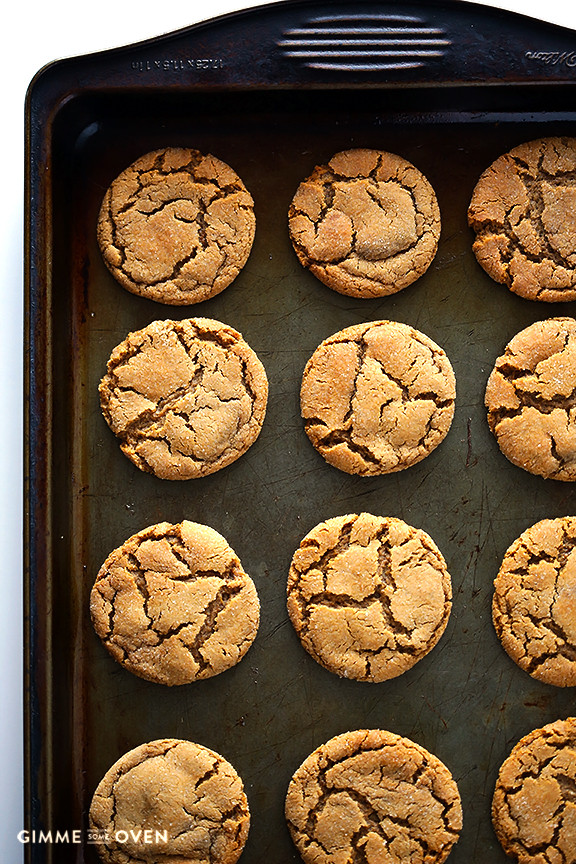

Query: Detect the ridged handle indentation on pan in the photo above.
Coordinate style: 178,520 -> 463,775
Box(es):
276,12 -> 452,72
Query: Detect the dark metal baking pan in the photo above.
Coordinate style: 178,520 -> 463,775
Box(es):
25,1 -> 576,861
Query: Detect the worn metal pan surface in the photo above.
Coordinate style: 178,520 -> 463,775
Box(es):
25,1 -> 576,861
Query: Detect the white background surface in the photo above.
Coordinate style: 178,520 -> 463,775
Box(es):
2,0 -> 576,859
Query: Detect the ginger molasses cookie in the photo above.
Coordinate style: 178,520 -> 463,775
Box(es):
485,317 -> 576,481
300,320 -> 455,475
89,738 -> 250,864
90,521 -> 260,686
288,148 -> 441,298
285,729 -> 462,864
492,718 -> 576,864
468,136 -> 576,302
493,518 -> 576,687
99,317 -> 268,480
287,513 -> 452,682
97,147 -> 255,304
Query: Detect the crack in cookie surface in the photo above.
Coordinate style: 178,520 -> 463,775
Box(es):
493,517 -> 576,687
99,317 -> 268,480
300,320 -> 455,476
468,137 -> 576,302
285,729 -> 462,864
288,148 -> 441,298
492,718 -> 576,864
90,521 -> 260,686
287,513 -> 452,682
485,317 -> 576,481
89,738 -> 250,864
98,147 -> 255,305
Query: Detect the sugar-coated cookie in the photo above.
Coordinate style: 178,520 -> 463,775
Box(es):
485,317 -> 576,480
90,521 -> 260,686
89,738 -> 250,864
493,517 -> 576,687
300,320 -> 455,475
492,718 -> 576,863
285,729 -> 462,864
99,317 -> 268,480
287,513 -> 452,682
468,136 -> 576,301
289,148 -> 440,297
98,147 -> 255,304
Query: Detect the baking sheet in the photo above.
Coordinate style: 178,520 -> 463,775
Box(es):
25,4 -> 576,862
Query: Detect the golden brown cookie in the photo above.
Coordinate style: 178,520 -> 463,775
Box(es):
300,320 -> 455,475
97,147 -> 255,304
485,317 -> 576,481
468,136 -> 576,302
99,317 -> 268,480
493,518 -> 576,687
89,738 -> 250,864
288,148 -> 441,298
90,521 -> 260,686
492,718 -> 576,864
287,513 -> 452,682
285,729 -> 462,864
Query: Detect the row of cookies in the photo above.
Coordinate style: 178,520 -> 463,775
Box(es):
87,718 -> 576,864
90,514 -> 576,689
97,138 -> 576,306
99,314 -> 576,482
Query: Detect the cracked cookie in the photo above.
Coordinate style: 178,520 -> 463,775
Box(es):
89,738 -> 250,864
300,320 -> 455,475
485,317 -> 576,481
287,513 -> 452,682
99,317 -> 268,480
285,728 -> 462,864
492,717 -> 576,864
90,521 -> 260,686
97,147 -> 255,304
468,136 -> 576,302
288,148 -> 441,298
493,517 -> 576,687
